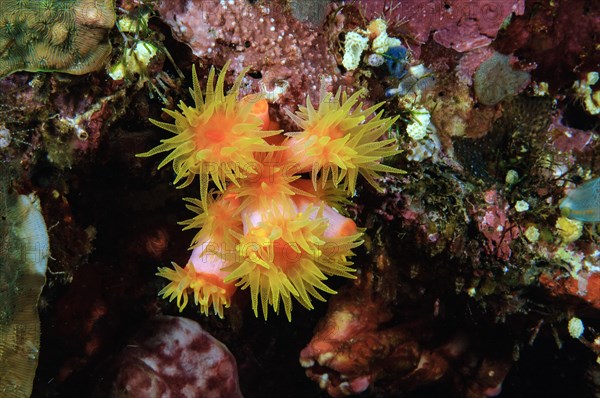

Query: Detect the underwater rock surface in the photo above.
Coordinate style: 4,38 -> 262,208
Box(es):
97,315 -> 242,398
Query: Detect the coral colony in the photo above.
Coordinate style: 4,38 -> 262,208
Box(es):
3,0 -> 600,396
0,0 -> 115,77
138,62 -> 401,320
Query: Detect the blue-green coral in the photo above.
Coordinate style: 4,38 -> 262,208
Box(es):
559,177 -> 600,223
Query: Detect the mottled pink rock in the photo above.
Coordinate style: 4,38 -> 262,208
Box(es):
299,276 -> 427,397
300,269 -> 512,397
155,0 -> 339,107
495,0 -> 600,91
541,271 -> 600,311
475,190 -> 519,261
356,0 -> 525,52
106,316 -> 242,398
550,118 -> 595,154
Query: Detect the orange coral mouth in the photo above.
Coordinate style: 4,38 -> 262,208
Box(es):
194,112 -> 235,147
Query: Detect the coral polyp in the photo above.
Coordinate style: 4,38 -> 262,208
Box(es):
227,150 -> 307,214
179,192 -> 242,250
157,248 -> 237,318
285,88 -> 403,194
137,61 -> 281,197
225,202 -> 361,321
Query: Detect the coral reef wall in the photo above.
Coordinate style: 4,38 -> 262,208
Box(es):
0,0 -> 599,397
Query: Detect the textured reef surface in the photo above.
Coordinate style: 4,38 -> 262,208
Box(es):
0,1 -> 599,397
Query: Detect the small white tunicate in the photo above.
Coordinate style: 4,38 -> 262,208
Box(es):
259,80 -> 290,102
342,32 -> 369,71
514,200 -> 530,212
406,108 -> 430,141
75,127 -> 88,141
367,53 -> 385,67
505,169 -> 519,185
0,126 -> 11,148
524,226 -> 540,243
568,317 -> 584,339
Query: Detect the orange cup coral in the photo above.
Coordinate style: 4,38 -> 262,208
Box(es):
141,62 -> 401,320
137,61 -> 282,200
285,87 -> 404,194
156,250 -> 236,319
